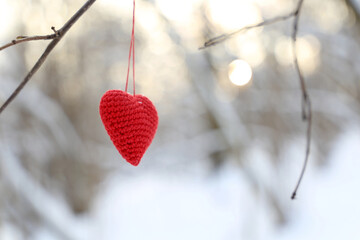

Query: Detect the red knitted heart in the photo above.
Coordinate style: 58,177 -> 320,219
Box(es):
99,90 -> 158,166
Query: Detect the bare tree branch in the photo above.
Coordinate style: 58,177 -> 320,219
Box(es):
0,0 -> 97,115
199,10 -> 296,49
200,0 -> 312,199
291,0 -> 312,200
0,34 -> 57,51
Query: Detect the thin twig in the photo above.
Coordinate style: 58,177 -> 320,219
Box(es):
292,0 -> 307,119
199,10 -> 297,49
0,0 -> 97,115
291,0 -> 312,200
291,97 -> 312,200
0,34 -> 57,51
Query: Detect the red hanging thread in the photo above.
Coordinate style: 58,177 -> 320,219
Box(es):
125,0 -> 136,95
99,0 -> 158,166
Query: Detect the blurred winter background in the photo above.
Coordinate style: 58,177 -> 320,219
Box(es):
0,0 -> 360,239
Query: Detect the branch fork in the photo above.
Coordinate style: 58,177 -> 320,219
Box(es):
0,0 -> 97,114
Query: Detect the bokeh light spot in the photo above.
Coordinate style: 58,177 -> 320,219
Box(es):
228,59 -> 253,86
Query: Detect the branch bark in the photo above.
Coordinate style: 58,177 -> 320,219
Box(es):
0,0 -> 97,115
0,34 -> 56,52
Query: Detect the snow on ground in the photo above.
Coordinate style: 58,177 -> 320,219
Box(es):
92,126 -> 360,240
1,127 -> 358,240
274,126 -> 360,240
92,166 -> 253,240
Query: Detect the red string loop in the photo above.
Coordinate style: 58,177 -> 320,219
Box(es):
125,0 -> 136,95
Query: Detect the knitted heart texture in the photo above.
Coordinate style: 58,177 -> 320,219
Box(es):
99,90 -> 158,166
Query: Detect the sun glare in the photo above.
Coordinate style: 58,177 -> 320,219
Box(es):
228,59 -> 253,87
207,0 -> 262,31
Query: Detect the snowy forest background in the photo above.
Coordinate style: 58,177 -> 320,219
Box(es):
1,0 -> 360,239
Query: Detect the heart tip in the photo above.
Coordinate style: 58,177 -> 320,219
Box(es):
128,160 -> 141,166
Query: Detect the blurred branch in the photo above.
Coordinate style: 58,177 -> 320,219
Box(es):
0,0 -> 97,115
291,0 -> 312,200
344,0 -> 360,23
1,150 -> 84,240
200,0 -> 312,199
